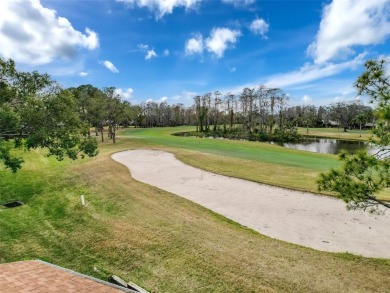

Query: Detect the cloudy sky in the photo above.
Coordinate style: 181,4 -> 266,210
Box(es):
0,0 -> 389,106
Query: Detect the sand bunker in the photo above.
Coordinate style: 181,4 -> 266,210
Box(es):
112,150 -> 390,258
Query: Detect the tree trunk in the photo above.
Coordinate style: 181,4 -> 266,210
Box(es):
108,125 -> 112,138
213,112 -> 218,132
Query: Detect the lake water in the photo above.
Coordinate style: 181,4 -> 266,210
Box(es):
274,138 -> 374,155
173,132 -> 375,155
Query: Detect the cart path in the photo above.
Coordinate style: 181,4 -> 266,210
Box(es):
112,150 -> 390,258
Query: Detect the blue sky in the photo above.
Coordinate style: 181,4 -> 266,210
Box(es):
0,0 -> 389,106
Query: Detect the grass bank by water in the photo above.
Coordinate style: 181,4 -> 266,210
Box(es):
298,127 -> 372,141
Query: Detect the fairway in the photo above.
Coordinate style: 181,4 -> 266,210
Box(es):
122,126 -> 339,170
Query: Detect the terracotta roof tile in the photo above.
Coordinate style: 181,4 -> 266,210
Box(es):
0,260 -> 130,293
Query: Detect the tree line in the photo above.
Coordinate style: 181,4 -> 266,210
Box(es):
1,57 -> 389,212
130,87 -> 374,143
74,85 -> 373,139
189,87 -> 373,142
1,55 -> 377,173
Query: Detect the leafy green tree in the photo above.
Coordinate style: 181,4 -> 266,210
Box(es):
328,101 -> 367,132
302,105 -> 316,134
318,59 -> 390,213
120,100 -> 140,127
353,111 -> 372,137
103,87 -> 123,143
0,58 -> 98,172
69,84 -> 107,140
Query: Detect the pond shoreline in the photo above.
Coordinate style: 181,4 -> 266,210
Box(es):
172,131 -> 374,155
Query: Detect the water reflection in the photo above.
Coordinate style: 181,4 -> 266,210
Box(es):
275,138 -> 374,155
173,132 -> 377,155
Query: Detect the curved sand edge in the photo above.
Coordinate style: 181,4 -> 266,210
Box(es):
112,150 -> 390,258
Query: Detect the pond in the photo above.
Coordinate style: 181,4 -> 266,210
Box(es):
173,132 -> 376,155
272,138 -> 375,155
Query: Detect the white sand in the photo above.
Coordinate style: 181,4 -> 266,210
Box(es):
112,150 -> 390,258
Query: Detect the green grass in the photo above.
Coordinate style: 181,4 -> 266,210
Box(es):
1,130 -> 390,292
298,127 -> 373,141
123,126 -> 339,170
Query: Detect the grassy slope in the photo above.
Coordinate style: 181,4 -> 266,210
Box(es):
1,142 -> 390,292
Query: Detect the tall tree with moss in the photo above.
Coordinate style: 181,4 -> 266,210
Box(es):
0,58 -> 98,172
318,59 -> 390,213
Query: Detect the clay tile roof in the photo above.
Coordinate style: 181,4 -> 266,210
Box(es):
0,260 -> 132,293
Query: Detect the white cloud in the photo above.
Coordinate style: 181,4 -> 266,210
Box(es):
79,72 -> 88,77
101,60 -> 119,73
146,96 -> 168,103
185,28 -> 241,58
185,34 -> 204,55
138,43 -> 149,51
205,27 -> 241,58
0,0 -> 99,65
115,88 -> 134,100
331,92 -> 360,103
229,66 -> 236,72
117,0 -> 202,19
249,18 -> 269,38
302,95 -> 312,104
265,53 -> 366,88
145,49 -> 157,60
328,86 -> 361,103
221,54 -> 366,100
163,49 -> 170,56
171,91 -> 197,101
222,0 -> 255,7
308,0 -> 390,64
138,43 -> 158,59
